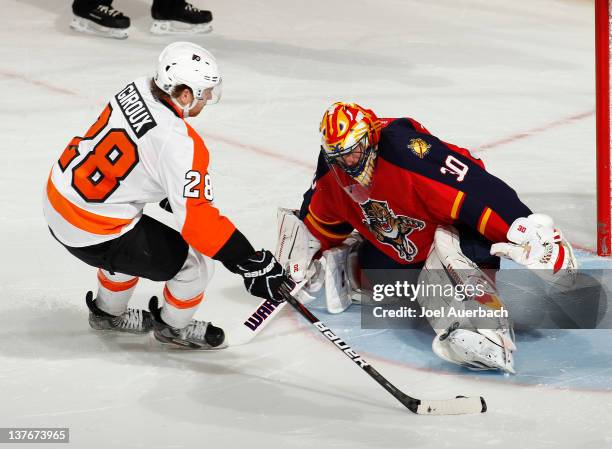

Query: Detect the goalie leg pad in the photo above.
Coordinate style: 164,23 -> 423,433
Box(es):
323,235 -> 363,314
418,225 -> 516,373
433,327 -> 516,373
323,246 -> 352,314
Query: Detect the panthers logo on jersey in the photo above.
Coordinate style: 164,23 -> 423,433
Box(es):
359,199 -> 425,262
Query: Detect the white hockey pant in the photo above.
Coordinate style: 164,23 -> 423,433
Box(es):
96,247 -> 214,328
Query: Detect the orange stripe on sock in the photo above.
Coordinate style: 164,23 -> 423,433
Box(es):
97,270 -> 139,292
163,285 -> 203,309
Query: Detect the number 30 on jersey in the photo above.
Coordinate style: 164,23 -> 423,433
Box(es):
183,170 -> 213,201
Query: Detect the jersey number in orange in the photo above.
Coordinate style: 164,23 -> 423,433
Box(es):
58,104 -> 139,203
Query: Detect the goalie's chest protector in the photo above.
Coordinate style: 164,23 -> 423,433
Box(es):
325,118 -> 493,265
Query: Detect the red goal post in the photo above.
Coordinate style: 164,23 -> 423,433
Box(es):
596,0 -> 611,256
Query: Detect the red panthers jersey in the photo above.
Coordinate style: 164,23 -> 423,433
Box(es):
299,117 -> 532,265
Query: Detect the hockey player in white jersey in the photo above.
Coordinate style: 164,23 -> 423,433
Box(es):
43,42 -> 293,349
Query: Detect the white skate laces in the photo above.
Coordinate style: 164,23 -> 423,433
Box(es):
181,320 -> 209,340
185,3 -> 201,13
115,309 -> 147,331
96,5 -> 122,17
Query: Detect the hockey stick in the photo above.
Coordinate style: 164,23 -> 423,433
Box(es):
229,208 -> 317,346
229,280 -> 314,346
279,284 -> 487,415
229,296 -> 288,346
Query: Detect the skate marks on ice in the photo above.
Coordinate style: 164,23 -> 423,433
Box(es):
0,296 -> 443,449
0,290 -> 403,412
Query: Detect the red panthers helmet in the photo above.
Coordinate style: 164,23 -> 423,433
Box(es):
320,102 -> 381,186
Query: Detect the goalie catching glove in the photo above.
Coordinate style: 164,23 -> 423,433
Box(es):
490,213 -> 577,289
225,249 -> 295,304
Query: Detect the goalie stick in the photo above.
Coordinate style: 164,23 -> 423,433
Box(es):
278,284 -> 487,415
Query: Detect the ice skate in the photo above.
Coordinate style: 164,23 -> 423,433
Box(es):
70,4 -> 130,39
148,297 -> 226,350
150,2 -> 212,35
85,291 -> 153,334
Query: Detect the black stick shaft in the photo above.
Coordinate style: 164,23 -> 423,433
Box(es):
280,287 -> 421,412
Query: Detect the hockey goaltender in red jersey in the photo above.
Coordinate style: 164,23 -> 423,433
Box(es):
43,41 -> 292,349
276,102 -> 577,373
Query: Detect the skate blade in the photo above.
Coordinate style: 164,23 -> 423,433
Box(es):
89,322 -> 152,335
150,20 -> 212,35
149,332 -> 227,351
70,16 -> 129,39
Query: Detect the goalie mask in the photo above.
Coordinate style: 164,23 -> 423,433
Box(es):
320,102 -> 381,197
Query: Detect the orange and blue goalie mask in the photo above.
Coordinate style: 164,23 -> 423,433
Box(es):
320,102 -> 381,190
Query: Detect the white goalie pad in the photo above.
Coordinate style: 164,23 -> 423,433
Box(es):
323,247 -> 351,314
274,208 -> 324,304
275,208 -> 321,283
432,327 -> 516,373
418,225 -> 516,373
274,209 -> 362,313
322,236 -> 363,314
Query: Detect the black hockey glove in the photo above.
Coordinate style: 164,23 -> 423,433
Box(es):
230,250 -> 295,303
159,198 -> 172,213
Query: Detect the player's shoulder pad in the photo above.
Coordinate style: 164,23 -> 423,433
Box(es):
298,149 -> 331,221
313,148 -> 331,181
379,117 -> 431,134
378,118 -> 484,186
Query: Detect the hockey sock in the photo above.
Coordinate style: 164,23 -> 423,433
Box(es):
160,284 -> 203,329
96,269 -> 139,316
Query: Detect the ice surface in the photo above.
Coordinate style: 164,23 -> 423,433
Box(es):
1,0 -> 611,448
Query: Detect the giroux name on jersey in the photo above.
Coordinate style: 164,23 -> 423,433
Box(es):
115,83 -> 157,138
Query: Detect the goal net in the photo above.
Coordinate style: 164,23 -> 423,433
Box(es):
596,0 -> 612,255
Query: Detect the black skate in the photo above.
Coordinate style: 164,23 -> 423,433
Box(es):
86,291 -> 153,334
70,4 -> 131,39
148,297 -> 226,350
150,2 -> 212,35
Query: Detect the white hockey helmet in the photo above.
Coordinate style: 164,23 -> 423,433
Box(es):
154,41 -> 222,109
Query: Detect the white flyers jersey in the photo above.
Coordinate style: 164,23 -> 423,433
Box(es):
43,76 -> 236,257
